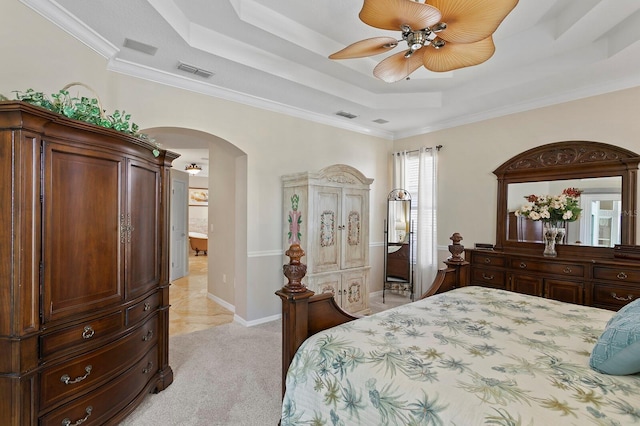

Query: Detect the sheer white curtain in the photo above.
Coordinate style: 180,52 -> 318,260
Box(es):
392,151 -> 407,190
415,147 -> 438,296
391,148 -> 439,296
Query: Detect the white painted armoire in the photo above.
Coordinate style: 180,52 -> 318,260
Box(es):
282,164 -> 373,314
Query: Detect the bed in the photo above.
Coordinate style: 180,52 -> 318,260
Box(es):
276,245 -> 640,425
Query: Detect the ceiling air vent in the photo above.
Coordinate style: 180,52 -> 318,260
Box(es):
123,38 -> 158,56
373,118 -> 389,124
177,62 -> 214,79
335,111 -> 357,119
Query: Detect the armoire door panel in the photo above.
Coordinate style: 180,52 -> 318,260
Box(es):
342,190 -> 366,269
341,270 -> 367,313
127,160 -> 161,298
313,188 -> 341,272
43,143 -> 124,322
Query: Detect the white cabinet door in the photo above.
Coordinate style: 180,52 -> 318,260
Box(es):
342,188 -> 367,269
341,270 -> 368,313
309,273 -> 341,300
309,270 -> 368,313
311,187 -> 341,273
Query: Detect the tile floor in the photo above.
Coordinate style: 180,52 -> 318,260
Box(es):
169,254 -> 412,336
169,254 -> 233,336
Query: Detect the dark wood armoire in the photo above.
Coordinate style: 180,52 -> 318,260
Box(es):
0,101 -> 177,425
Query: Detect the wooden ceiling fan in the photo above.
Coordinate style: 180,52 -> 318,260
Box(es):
329,0 -> 519,83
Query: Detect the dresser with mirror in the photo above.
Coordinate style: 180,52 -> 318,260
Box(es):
463,141 -> 640,309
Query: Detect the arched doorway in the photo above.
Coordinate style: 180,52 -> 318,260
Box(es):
145,127 -> 247,332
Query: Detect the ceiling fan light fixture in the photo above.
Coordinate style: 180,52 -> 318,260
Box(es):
331,0 -> 518,82
185,163 -> 202,175
407,31 -> 426,51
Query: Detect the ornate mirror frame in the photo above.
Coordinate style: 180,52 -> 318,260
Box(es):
493,141 -> 640,256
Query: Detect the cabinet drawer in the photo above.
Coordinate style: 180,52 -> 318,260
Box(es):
127,292 -> 161,326
40,311 -> 123,358
592,283 -> 640,310
545,279 -> 584,305
40,314 -> 158,409
593,266 -> 640,283
509,258 -> 584,277
39,345 -> 158,426
470,267 -> 505,289
470,252 -> 505,267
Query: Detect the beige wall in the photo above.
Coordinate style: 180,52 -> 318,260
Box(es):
395,87 -> 640,255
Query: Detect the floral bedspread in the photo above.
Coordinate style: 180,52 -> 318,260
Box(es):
281,286 -> 640,425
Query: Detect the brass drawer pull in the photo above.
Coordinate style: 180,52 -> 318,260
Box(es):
519,262 -> 527,269
617,272 -> 628,280
142,330 -> 154,341
62,406 -> 92,426
144,302 -> 151,311
611,293 -> 634,302
142,362 -> 154,374
563,267 -> 572,274
81,325 -> 95,339
60,365 -> 92,385
482,273 -> 494,281
483,258 -> 491,264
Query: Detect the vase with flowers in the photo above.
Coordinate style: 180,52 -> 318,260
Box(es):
514,187 -> 583,257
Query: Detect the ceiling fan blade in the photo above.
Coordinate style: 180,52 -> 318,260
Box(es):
426,0 -> 518,44
373,50 -> 425,83
423,36 -> 495,72
360,0 -> 441,31
329,37 -> 399,59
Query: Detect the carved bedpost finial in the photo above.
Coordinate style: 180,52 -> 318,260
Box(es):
447,232 -> 465,263
282,243 -> 307,293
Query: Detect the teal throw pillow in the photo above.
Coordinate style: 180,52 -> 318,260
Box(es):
590,307 -> 640,375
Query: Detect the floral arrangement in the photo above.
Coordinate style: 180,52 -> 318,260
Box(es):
515,187 -> 583,223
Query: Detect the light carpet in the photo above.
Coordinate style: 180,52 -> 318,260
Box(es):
119,320 -> 282,426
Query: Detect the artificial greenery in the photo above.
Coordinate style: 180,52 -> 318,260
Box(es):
7,88 -> 159,157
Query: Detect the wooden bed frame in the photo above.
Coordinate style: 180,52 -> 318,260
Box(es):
275,241 -> 464,396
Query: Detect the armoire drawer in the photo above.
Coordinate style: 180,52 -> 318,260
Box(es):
508,258 -> 584,277
126,291 -> 161,326
469,267 -> 506,289
39,345 -> 158,426
469,252 -> 505,267
40,314 -> 158,410
592,283 -> 640,310
593,266 -> 640,283
40,311 -> 123,358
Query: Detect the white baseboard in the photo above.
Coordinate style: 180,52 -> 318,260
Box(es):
207,293 -> 235,313
207,292 -> 282,327
235,313 -> 282,327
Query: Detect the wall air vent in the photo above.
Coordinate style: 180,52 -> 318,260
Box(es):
335,111 -> 357,119
373,118 -> 389,124
123,38 -> 158,56
177,62 -> 214,79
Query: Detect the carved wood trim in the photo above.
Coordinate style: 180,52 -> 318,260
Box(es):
496,141 -> 639,173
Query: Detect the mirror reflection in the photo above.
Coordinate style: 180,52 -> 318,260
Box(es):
507,177 -> 622,247
384,189 -> 413,301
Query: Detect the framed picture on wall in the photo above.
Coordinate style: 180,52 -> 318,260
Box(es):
189,187 -> 209,206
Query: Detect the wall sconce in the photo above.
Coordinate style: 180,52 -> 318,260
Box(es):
185,163 -> 202,175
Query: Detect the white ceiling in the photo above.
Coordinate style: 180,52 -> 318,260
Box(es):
22,0 -> 640,172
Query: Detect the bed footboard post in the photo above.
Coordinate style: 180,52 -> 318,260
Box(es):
275,244 -> 314,397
